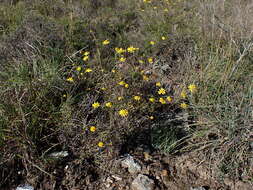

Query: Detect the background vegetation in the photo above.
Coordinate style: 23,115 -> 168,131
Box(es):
0,0 -> 252,188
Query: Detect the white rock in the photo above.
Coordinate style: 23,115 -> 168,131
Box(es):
112,175 -> 122,181
16,184 -> 34,190
131,174 -> 155,190
190,187 -> 206,190
121,154 -> 141,174
48,151 -> 68,158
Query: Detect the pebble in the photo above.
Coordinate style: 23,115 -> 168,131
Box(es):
131,174 -> 155,190
121,154 -> 141,174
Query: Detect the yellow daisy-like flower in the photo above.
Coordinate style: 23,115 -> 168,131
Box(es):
85,68 -> 92,73
101,87 -> 106,91
115,47 -> 125,54
102,39 -> 110,45
143,0 -> 151,3
119,57 -> 126,63
133,96 -> 141,101
76,66 -> 81,71
156,82 -> 161,87
105,102 -> 113,108
180,91 -> 187,99
66,77 -> 74,82
149,116 -> 154,120
159,98 -> 166,104
161,36 -> 166,40
150,41 -> 155,45
149,97 -> 155,102
188,84 -> 197,93
148,57 -> 153,64
158,88 -> 166,95
112,69 -> 116,73
83,56 -> 89,61
83,51 -> 90,56
166,96 -> 173,102
98,141 -> 104,147
143,75 -> 149,81
119,109 -> 129,117
139,60 -> 144,64
117,96 -> 123,101
127,46 -> 139,53
90,126 -> 96,132
180,103 -> 188,109
118,81 -> 126,86
92,102 -> 100,109
63,94 -> 67,98
124,84 -> 129,88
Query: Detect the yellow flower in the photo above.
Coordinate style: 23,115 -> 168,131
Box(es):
158,88 -> 166,95
118,81 -> 126,86
119,57 -> 126,62
188,84 -> 197,93
143,75 -> 149,81
98,141 -> 104,147
153,6 -> 157,9
63,94 -> 67,98
119,109 -> 129,117
156,82 -> 161,87
143,0 -> 151,3
83,51 -> 90,56
76,66 -> 81,71
164,8 -> 169,12
139,60 -> 144,64
149,116 -> 154,120
124,83 -> 129,88
66,77 -> 74,82
159,98 -> 166,104
92,102 -> 100,109
180,103 -> 188,109
112,69 -> 116,73
90,126 -> 96,132
83,56 -> 89,61
166,96 -> 173,102
105,102 -> 113,108
180,91 -> 187,99
133,96 -> 141,101
150,41 -> 155,45
117,96 -> 124,101
101,87 -> 106,91
85,68 -> 92,73
102,39 -> 110,45
148,57 -> 153,64
149,97 -> 155,102
127,46 -> 139,53
161,36 -> 166,40
115,47 -> 125,54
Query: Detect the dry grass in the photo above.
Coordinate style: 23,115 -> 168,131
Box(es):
0,0 -> 252,188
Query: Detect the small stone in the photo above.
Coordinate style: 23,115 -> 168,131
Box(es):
190,187 -> 206,190
131,174 -> 155,190
48,151 -> 68,158
112,175 -> 122,181
121,154 -> 141,174
16,184 -> 34,190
